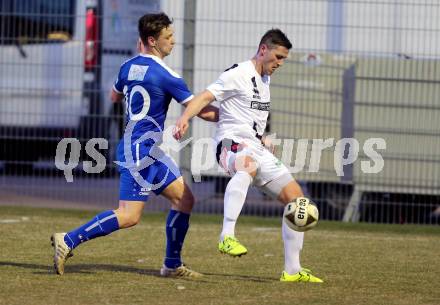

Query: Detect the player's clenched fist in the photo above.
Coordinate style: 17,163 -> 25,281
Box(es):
173,116 -> 189,140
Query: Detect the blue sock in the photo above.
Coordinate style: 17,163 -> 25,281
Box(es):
164,210 -> 190,269
64,210 -> 119,249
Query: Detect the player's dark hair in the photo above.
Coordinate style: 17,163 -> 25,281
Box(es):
259,28 -> 292,50
138,12 -> 173,45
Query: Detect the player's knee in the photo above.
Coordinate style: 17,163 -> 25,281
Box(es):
181,191 -> 195,210
115,209 -> 142,228
278,181 -> 304,205
127,213 -> 142,227
172,189 -> 195,213
123,216 -> 141,228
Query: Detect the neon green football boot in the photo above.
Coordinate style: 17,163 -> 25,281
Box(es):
218,235 -> 248,257
280,268 -> 323,283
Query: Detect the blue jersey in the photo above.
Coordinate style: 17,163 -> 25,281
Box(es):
113,53 -> 193,143
114,54 -> 190,201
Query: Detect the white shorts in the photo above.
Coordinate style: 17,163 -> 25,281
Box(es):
216,137 -> 291,187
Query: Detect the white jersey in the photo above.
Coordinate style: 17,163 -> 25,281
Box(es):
207,60 -> 270,146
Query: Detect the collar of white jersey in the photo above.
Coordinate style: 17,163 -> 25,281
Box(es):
138,53 -> 181,78
248,60 -> 270,83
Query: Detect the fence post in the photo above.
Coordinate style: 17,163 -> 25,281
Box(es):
341,64 -> 360,222
343,187 -> 363,222
181,0 -> 197,185
341,64 -> 356,183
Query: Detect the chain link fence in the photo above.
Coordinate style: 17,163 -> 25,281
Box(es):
0,0 -> 439,224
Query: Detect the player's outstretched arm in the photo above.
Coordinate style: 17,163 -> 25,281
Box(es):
175,90 -> 215,139
196,104 -> 219,123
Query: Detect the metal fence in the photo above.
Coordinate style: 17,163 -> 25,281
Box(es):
0,0 -> 439,225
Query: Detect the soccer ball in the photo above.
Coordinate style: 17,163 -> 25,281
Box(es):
283,197 -> 319,232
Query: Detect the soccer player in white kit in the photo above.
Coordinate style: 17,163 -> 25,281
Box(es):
174,29 -> 323,282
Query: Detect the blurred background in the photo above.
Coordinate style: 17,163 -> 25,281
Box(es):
0,0 -> 439,225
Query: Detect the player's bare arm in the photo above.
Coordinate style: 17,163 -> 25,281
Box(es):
197,104 -> 219,122
174,90 -> 216,139
184,103 -> 219,123
110,88 -> 124,103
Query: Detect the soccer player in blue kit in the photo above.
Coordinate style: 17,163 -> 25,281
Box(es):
51,13 -> 218,278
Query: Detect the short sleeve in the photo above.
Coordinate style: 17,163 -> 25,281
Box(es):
113,68 -> 125,94
165,76 -> 193,104
206,69 -> 238,102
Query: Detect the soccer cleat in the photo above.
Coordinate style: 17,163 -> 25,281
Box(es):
280,269 -> 323,283
160,264 -> 203,278
218,235 -> 248,257
51,233 -> 73,275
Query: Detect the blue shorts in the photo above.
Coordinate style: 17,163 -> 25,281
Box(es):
116,140 -> 181,201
